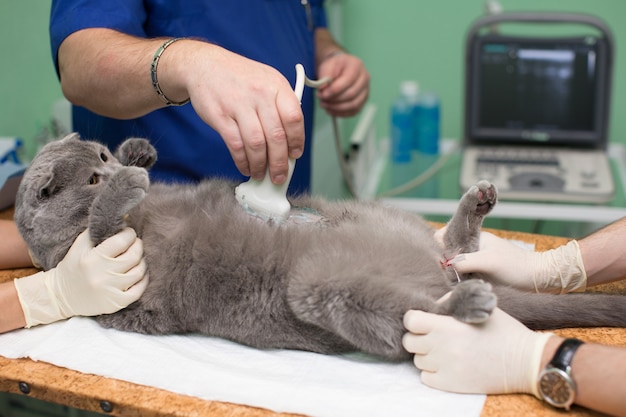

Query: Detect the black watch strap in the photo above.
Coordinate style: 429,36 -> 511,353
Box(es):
549,338 -> 584,371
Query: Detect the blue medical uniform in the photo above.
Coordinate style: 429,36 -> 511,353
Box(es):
49,0 -> 327,194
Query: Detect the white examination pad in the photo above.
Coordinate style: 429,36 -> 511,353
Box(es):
0,317 -> 485,417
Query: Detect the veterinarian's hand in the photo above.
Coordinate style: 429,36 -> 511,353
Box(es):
177,41 -> 305,185
403,308 -> 553,397
316,50 -> 369,117
14,228 -> 148,327
452,232 -> 587,294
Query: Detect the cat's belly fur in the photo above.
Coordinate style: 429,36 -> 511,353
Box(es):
113,189 -> 453,354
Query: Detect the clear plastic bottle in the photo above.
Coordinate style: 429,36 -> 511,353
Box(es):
390,81 -> 420,163
414,91 -> 440,198
416,91 -> 440,155
389,81 -> 420,189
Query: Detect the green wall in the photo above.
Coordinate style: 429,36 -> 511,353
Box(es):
0,1 -> 62,160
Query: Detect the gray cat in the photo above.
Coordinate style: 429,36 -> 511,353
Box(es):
14,133 -> 626,361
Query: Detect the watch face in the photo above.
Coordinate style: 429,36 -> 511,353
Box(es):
539,368 -> 575,408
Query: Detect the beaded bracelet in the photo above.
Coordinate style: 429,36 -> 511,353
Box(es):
150,38 -> 190,106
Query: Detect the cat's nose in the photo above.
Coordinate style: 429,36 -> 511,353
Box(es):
102,164 -> 121,177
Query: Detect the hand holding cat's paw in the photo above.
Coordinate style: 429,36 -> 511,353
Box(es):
452,232 -> 587,294
115,138 -> 157,169
402,307 -> 553,396
14,228 -> 149,327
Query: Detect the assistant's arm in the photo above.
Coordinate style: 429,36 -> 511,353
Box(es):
58,28 -> 304,185
0,281 -> 26,332
0,220 -> 33,269
0,220 -> 33,331
576,216 -> 626,285
542,336 -> 626,417
1,228 -> 148,334
448,217 -> 626,293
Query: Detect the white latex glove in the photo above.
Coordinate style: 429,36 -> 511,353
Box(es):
403,308 -> 553,397
451,231 -> 587,294
14,228 -> 148,328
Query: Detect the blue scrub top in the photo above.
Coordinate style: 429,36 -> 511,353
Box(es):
49,0 -> 327,194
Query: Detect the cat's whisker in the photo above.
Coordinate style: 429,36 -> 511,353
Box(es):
200,207 -> 211,219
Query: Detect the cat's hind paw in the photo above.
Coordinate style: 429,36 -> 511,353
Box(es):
471,180 -> 497,216
440,279 -> 497,324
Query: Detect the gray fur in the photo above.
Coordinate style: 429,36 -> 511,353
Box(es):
14,134 -> 626,361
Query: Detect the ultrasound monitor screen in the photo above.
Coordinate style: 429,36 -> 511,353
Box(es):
469,36 -> 608,146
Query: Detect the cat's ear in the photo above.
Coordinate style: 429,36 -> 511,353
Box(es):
36,172 -> 58,199
61,132 -> 81,142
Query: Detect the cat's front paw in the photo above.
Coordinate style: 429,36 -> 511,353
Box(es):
445,279 -> 496,324
89,166 -> 150,244
116,166 -> 150,204
95,310 -> 151,334
101,166 -> 149,215
116,138 -> 157,169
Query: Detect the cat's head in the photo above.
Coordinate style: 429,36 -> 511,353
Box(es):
15,133 -> 122,270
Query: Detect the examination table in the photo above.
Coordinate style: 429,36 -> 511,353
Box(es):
1,208 -> 624,417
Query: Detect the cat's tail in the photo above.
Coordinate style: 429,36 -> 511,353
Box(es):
493,286 -> 626,330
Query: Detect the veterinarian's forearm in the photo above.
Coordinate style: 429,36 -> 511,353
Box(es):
578,217 -> 626,286
58,28 -> 189,119
0,281 -> 26,333
0,220 -> 33,269
314,28 -> 344,67
541,336 -> 626,417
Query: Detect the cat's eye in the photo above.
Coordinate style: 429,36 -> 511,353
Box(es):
88,174 -> 99,185
100,152 -> 108,162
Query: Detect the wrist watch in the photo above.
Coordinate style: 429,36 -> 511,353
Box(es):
537,338 -> 584,410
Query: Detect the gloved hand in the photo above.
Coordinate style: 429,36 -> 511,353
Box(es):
402,308 -> 554,397
451,231 -> 587,294
14,228 -> 148,328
